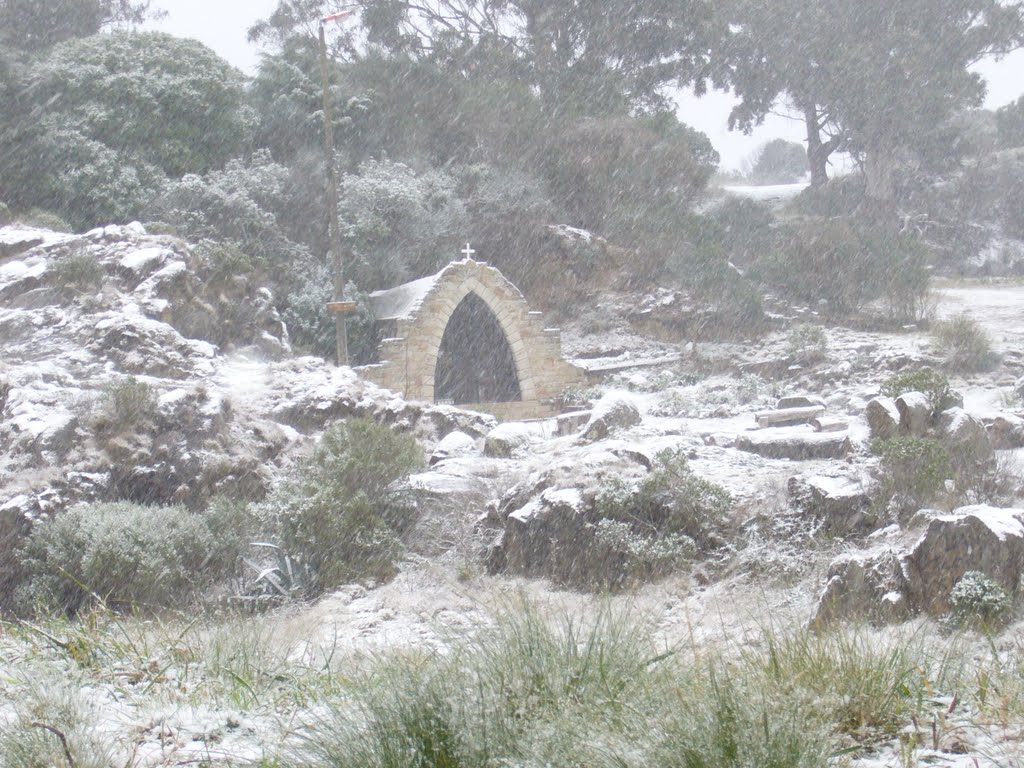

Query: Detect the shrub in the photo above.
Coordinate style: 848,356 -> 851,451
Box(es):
17,502 -> 225,615
16,207 -> 72,232
786,323 -> 828,365
284,268 -> 379,364
51,248 -> 104,293
931,313 -> 998,372
0,201 -> 11,225
589,449 -> 730,587
264,418 -> 424,594
880,368 -> 958,415
758,216 -> 930,321
949,571 -> 1013,629
91,376 -> 157,435
873,436 -> 953,513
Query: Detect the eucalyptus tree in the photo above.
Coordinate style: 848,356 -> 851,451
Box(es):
723,0 -> 1024,198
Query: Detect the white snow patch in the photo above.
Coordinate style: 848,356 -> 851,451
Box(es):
119,247 -> 169,275
369,273 -> 442,320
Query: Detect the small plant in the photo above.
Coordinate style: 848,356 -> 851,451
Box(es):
786,323 -> 829,365
91,376 -> 157,434
264,417 -> 424,594
931,313 -> 998,372
880,368 -> 958,414
0,201 -> 12,225
51,248 -> 104,293
949,571 -> 1012,629
873,436 -> 953,514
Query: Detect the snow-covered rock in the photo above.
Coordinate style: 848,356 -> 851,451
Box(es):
484,422 -> 544,458
580,393 -> 641,441
896,391 -> 932,436
735,429 -> 852,460
431,431 -> 478,465
865,396 -> 900,440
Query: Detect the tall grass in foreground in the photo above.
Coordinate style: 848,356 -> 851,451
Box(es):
280,604 -> 963,768
4,602 -> 1024,767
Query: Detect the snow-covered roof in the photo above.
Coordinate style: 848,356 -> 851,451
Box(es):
369,273 -> 442,320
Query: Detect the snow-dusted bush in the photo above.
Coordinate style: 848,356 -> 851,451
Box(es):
50,248 -> 104,293
880,368 -> 957,415
786,323 -> 829,365
872,436 -> 953,515
90,376 -> 157,435
339,159 -> 466,290
760,216 -> 929,321
588,449 -> 730,588
949,571 -> 1012,628
931,313 -> 998,372
263,418 -> 424,594
17,502 -> 226,615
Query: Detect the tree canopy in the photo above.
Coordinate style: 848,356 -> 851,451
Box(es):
722,0 -> 1024,196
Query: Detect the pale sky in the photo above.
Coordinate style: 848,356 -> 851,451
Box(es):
148,0 -> 1024,171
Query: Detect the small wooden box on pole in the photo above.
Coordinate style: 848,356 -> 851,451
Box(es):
326,301 -> 358,315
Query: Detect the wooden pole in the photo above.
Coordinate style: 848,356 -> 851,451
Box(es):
319,22 -> 348,366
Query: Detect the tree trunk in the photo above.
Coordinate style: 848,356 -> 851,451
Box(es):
803,104 -> 829,187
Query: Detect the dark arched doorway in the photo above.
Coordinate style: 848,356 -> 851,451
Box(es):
434,292 -> 522,404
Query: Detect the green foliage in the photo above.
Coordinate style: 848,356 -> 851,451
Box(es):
17,502 -> 227,615
0,0 -> 158,50
15,208 -> 73,233
1,32 -> 254,229
759,216 -> 930,320
339,159 -> 466,289
590,449 -> 730,587
547,115 -> 718,248
50,249 -> 104,293
0,201 -> 11,225
949,571 -> 1013,629
724,0 -> 1023,196
146,150 -> 315,291
996,94 -> 1024,149
786,323 -> 828,365
880,368 -> 957,414
91,376 -> 156,435
873,436 -> 953,511
747,138 -> 809,184
931,313 -> 998,372
265,418 -> 424,594
284,268 -> 379,363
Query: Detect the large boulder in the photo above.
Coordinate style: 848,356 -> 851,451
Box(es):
484,423 -> 544,458
788,471 -> 877,536
580,393 -> 641,441
905,505 -> 1024,615
865,396 -> 900,440
989,413 -> 1024,450
393,471 -> 492,556
896,391 -> 932,437
814,547 -> 911,626
430,431 -> 478,465
937,407 -> 993,463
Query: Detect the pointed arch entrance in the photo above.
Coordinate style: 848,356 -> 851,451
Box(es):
434,292 -> 522,404
358,259 -> 583,419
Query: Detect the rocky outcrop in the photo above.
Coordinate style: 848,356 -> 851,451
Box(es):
814,505 -> 1024,625
484,423 -> 545,458
937,407 -> 993,463
815,547 -> 911,626
905,506 -> 1024,615
788,471 -> 877,536
989,413 -> 1024,449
